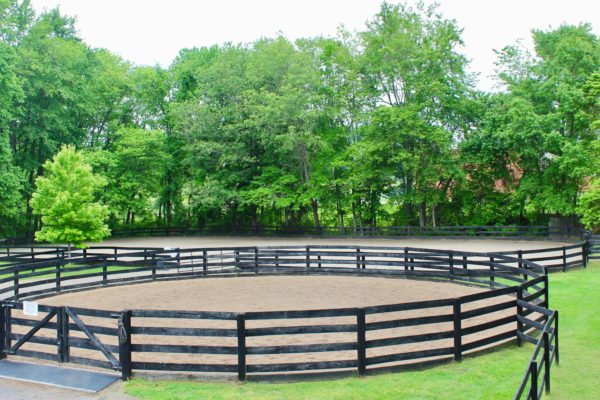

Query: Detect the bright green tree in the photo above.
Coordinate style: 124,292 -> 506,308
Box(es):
31,145 -> 109,255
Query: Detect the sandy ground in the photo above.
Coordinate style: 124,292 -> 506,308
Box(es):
41,275 -> 483,312
14,275 -> 518,375
94,236 -> 574,254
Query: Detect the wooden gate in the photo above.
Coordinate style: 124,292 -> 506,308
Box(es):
0,301 -> 122,374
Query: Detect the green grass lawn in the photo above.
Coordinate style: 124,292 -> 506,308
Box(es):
124,263 -> 600,400
0,264 -> 140,282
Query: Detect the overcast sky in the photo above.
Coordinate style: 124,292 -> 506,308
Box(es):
29,0 -> 600,92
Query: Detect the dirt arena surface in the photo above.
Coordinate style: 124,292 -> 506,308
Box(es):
24,275 -> 518,373
41,275 -> 484,312
93,236 -> 573,254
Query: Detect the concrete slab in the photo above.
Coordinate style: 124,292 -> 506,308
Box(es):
0,360 -> 119,393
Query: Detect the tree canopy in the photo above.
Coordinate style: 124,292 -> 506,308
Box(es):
0,0 -> 598,240
31,145 -> 109,248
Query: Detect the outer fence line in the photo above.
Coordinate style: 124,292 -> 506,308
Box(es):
0,240 -> 588,399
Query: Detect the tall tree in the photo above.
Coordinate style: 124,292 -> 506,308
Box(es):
31,145 -> 109,254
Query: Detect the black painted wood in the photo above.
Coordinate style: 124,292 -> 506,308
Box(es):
118,310 -> 132,380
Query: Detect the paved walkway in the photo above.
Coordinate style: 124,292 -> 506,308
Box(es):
0,377 -> 135,400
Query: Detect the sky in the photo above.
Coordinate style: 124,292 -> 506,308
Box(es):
29,0 -> 600,92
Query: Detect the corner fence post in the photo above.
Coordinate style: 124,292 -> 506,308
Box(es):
356,308 -> 366,376
0,303 -> 6,359
530,361 -> 539,400
543,331 -> 550,394
118,310 -> 132,380
453,299 -> 462,362
562,246 -> 567,272
57,307 -> 69,362
237,313 -> 246,381
582,236 -> 588,268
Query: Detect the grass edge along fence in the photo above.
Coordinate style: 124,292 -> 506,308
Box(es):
0,239 -> 592,400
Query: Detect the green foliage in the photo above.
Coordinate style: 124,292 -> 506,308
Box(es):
0,1 -> 598,237
578,178 -> 600,231
31,145 -> 109,247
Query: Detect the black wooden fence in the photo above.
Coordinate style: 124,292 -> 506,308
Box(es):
111,225 -> 586,239
589,235 -> 600,260
0,239 -> 592,399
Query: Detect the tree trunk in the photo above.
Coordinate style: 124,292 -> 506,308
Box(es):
311,199 -> 321,234
419,201 -> 426,228
431,204 -> 437,228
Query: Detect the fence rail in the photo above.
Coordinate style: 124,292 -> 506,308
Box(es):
0,237 -> 593,399
110,225 -> 586,239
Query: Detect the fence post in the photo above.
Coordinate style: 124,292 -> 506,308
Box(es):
516,287 -> 523,347
404,249 -> 408,271
56,260 -> 61,293
102,256 -> 108,286
582,237 -> 588,268
356,308 -> 366,376
118,310 -> 132,380
83,248 -> 87,263
554,311 -> 559,366
562,246 -> 567,272
517,250 -> 527,282
356,248 -> 361,269
57,307 -> 69,363
235,250 -> 240,270
543,275 -> 549,308
453,299 -> 462,362
151,254 -> 157,280
462,255 -> 467,269
237,313 -> 246,381
0,304 -> 6,360
530,361 -> 539,400
13,270 -> 19,300
543,331 -> 550,394
306,246 -> 310,274
489,256 -> 495,287
449,251 -> 454,281
254,247 -> 259,275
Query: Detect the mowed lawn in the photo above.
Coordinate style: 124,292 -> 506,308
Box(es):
125,263 -> 600,400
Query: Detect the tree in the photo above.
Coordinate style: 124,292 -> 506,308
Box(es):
31,145 -> 109,255
492,24 -> 599,220
0,39 -> 23,236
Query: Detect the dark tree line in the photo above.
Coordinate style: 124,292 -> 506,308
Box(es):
0,1 -> 598,239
